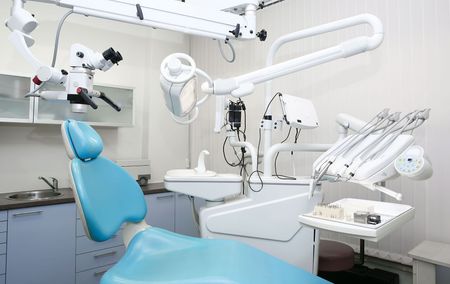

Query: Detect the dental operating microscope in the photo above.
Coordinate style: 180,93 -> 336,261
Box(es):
5,0 -> 277,112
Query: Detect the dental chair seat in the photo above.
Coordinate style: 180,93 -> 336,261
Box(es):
102,227 -> 327,284
62,120 -> 330,284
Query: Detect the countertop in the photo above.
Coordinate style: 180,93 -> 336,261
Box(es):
0,183 -> 168,210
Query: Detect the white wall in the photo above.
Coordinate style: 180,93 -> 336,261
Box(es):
0,2 -> 190,192
190,0 -> 450,263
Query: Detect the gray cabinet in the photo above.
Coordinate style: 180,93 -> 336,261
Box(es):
6,203 -> 76,284
75,214 -> 125,284
0,211 -> 7,284
175,194 -> 205,237
145,193 -> 176,231
144,192 -> 204,237
0,191 -> 204,284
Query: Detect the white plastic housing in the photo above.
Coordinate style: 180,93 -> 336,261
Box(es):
164,169 -> 242,201
160,76 -> 197,117
395,145 -> 433,180
280,94 -> 319,129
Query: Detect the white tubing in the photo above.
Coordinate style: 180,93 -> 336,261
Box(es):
229,133 -> 258,173
264,143 -> 333,177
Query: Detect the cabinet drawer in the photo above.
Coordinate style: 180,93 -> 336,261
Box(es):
0,212 -> 6,222
0,233 -> 6,244
76,234 -> 123,254
0,255 -> 5,275
0,274 -> 4,284
76,265 -> 113,284
0,222 -> 6,233
0,244 -> 5,255
76,246 -> 125,272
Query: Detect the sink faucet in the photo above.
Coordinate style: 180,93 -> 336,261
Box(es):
38,176 -> 59,193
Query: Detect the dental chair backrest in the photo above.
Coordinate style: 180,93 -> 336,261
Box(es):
61,120 -> 147,242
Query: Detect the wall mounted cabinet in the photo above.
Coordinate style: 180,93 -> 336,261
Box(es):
0,73 -> 34,123
0,73 -> 134,127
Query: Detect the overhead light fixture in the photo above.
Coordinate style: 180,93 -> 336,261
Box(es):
160,53 -> 212,124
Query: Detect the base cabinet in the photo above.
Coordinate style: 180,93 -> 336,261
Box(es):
175,193 -> 205,237
2,191 -> 204,284
6,203 -> 76,284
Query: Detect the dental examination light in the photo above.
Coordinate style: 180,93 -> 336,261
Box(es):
160,53 -> 213,124
160,14 -> 383,124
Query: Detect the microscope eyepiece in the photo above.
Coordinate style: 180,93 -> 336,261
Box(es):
103,47 -> 123,64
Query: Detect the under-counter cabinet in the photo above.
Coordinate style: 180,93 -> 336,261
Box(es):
145,192 -> 204,237
0,212 -> 7,284
6,203 -> 76,284
145,193 -> 176,231
76,214 -> 125,284
175,193 -> 205,237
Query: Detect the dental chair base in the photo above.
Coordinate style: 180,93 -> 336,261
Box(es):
198,177 -> 323,273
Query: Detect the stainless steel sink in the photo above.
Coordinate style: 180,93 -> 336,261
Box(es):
7,190 -> 63,201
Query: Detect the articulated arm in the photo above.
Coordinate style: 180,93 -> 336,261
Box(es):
7,0 -> 265,42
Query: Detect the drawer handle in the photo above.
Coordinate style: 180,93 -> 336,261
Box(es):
12,210 -> 43,217
94,269 -> 109,277
94,251 -> 117,258
156,195 -> 174,200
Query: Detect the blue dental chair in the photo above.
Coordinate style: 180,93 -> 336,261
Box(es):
62,119 -> 330,284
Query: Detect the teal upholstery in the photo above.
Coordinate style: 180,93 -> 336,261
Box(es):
101,227 -> 331,284
62,119 -> 331,284
64,120 -> 103,160
63,120 -> 147,241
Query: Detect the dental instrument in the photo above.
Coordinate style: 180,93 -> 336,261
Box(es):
311,109 -> 432,200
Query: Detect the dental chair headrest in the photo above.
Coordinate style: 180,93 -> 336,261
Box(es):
62,120 -> 103,161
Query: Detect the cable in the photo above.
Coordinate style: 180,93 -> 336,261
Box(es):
218,39 -> 236,63
24,83 -> 46,98
223,137 -> 243,167
52,10 -> 73,67
247,92 -> 282,192
274,127 -> 296,180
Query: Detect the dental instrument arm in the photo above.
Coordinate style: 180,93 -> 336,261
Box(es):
160,14 -> 384,124
6,0 -> 271,43
311,109 -> 432,201
201,13 -> 383,98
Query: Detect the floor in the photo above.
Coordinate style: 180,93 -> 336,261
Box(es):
364,256 -> 413,284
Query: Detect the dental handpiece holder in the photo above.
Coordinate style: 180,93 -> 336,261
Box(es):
164,150 -> 242,202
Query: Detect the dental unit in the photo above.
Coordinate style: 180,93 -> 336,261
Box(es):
159,11 -> 432,275
3,0 -> 434,282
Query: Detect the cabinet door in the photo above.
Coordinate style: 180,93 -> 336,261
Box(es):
175,194 -> 205,237
7,203 -> 76,284
144,193 -> 175,232
0,73 -> 33,123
